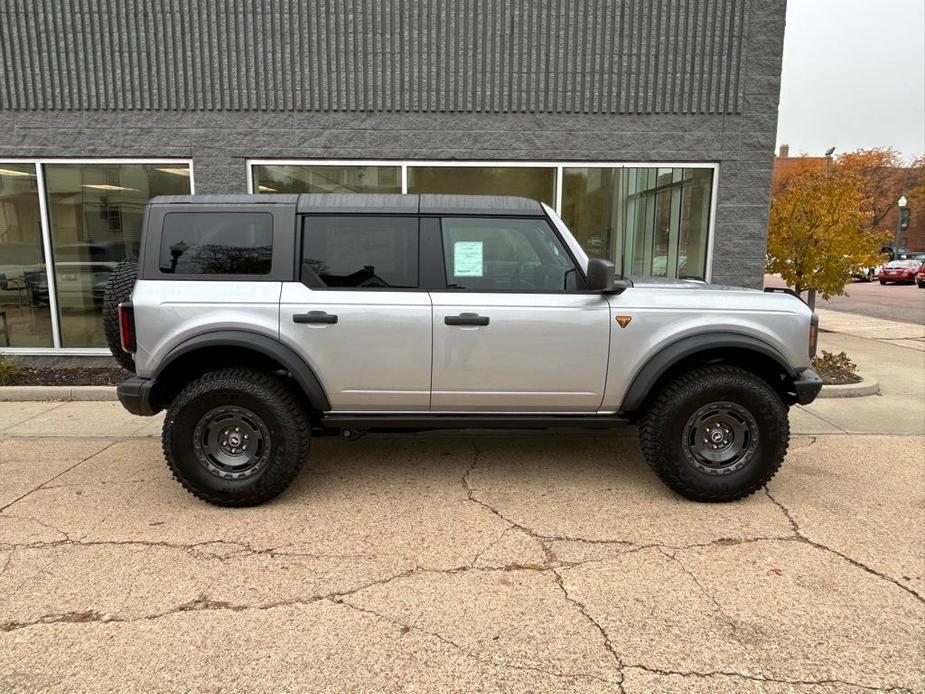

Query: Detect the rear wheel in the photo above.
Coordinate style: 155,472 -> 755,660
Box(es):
879,280 -> 887,285
162,368 -> 309,506
639,365 -> 789,502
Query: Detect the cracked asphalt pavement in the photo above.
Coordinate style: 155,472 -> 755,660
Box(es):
0,411 -> 922,693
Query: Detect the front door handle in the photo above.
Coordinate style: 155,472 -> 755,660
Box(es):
293,311 -> 338,324
445,312 -> 490,326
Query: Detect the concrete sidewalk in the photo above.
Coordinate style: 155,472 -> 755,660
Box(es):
1,309 -> 922,693
815,308 -> 925,351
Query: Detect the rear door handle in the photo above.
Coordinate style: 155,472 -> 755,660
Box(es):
445,312 -> 489,326
293,311 -> 338,324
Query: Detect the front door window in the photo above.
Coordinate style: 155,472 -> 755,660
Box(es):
440,217 -> 581,292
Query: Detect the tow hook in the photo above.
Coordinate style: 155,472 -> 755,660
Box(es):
340,428 -> 366,441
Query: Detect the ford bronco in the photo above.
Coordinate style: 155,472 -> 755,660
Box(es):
105,193 -> 821,506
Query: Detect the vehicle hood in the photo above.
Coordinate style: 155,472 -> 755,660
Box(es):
629,276 -> 759,292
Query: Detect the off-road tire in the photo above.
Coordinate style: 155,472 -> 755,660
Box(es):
162,368 -> 310,507
102,257 -> 138,372
639,365 -> 789,502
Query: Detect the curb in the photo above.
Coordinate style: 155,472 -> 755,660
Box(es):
817,377 -> 880,399
0,386 -> 117,402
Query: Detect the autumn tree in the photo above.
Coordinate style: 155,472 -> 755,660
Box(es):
766,169 -> 886,301
837,148 -> 924,232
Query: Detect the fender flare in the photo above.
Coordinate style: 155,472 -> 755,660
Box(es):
619,332 -> 796,414
153,330 -> 331,411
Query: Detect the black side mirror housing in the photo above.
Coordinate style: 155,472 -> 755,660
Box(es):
586,258 -> 614,291
585,258 -> 632,294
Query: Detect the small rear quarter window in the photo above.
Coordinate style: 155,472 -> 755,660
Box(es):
159,212 -> 273,275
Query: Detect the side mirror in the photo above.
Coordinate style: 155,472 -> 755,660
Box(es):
585,258 -> 632,294
586,258 -> 615,291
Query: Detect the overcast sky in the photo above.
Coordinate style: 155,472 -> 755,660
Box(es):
776,0 -> 925,161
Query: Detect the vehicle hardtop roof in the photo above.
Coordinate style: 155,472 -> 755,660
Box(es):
150,193 -> 545,217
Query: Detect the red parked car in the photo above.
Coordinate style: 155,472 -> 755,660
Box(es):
879,260 -> 922,285
916,265 -> 925,288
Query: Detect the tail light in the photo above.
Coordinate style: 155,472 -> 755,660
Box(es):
809,312 -> 819,358
118,302 -> 136,353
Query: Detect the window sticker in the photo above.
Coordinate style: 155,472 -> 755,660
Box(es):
453,241 -> 484,277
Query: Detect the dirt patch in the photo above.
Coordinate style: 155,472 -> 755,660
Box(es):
6,366 -> 129,387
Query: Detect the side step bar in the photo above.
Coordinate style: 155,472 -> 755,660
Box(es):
320,413 -> 629,431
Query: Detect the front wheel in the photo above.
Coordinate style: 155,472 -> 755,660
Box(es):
162,368 -> 310,506
639,365 -> 789,502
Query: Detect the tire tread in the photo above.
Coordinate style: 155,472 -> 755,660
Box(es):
102,257 -> 139,372
162,368 -> 310,507
639,364 -> 789,502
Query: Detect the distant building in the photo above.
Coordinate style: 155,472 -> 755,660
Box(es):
771,145 -> 828,197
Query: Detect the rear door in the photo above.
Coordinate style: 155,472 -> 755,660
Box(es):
427,215 -> 611,412
280,215 -> 432,411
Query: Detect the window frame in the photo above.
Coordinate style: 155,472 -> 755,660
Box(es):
422,213 -> 593,295
0,158 -> 194,355
297,213 -> 424,292
141,203 -> 294,282
157,210 -> 276,278
246,159 -> 719,284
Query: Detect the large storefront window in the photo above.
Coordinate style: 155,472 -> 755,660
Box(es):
407,166 -> 556,207
562,167 -> 713,281
252,164 -> 401,194
0,164 -> 53,347
44,163 -> 191,347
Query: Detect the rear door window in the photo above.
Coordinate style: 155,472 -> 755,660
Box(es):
159,212 -> 273,275
301,216 -> 419,289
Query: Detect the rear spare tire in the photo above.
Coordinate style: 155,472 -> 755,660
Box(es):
102,257 -> 138,372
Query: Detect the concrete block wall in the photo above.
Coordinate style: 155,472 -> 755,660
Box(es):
0,0 -> 787,288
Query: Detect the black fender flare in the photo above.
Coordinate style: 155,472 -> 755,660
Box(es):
153,330 -> 331,411
619,332 -> 796,414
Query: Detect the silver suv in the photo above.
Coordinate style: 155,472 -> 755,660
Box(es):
106,194 -> 821,507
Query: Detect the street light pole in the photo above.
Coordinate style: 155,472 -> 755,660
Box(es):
895,195 -> 908,250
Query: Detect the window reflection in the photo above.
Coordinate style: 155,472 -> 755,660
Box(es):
0,164 -> 53,347
253,165 -> 401,194
44,163 -> 191,347
562,167 -> 713,281
408,166 -> 556,207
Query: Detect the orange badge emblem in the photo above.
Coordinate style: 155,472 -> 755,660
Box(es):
615,315 -> 632,328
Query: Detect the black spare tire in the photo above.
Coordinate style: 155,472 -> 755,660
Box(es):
102,256 -> 139,372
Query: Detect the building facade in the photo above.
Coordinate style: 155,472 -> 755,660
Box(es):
0,0 -> 786,353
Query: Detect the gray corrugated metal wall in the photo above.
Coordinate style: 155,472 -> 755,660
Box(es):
0,0 -> 748,114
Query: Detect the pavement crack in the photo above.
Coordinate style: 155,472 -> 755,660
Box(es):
657,547 -> 743,641
0,401 -> 69,434
550,567 -> 625,691
469,526 -> 513,567
0,440 -> 121,513
0,566 -> 425,633
624,663 -> 913,692
333,598 -> 622,687
764,487 -> 924,604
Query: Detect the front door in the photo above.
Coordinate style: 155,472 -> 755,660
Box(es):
428,216 -> 611,412
280,215 -> 431,411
